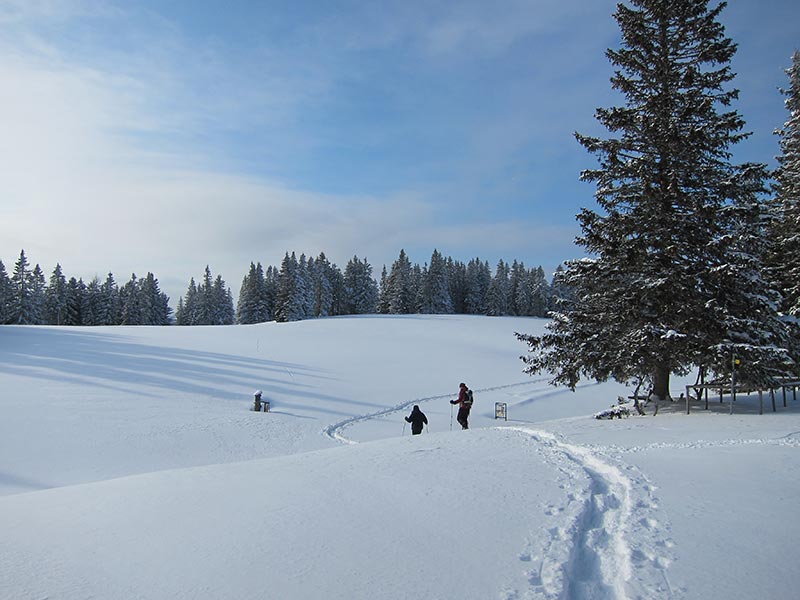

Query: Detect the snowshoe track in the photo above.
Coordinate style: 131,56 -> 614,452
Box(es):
507,428 -> 677,600
322,378 -> 551,444
322,385 -> 679,599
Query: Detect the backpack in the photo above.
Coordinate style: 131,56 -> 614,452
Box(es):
464,389 -> 474,407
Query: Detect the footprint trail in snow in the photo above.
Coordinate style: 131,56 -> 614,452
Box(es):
505,427 -> 677,600
322,385 -> 678,599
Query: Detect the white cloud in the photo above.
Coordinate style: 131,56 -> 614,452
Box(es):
0,2 -> 593,306
0,47 -> 441,301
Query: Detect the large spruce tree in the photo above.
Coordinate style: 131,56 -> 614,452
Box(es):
518,0 -> 790,399
773,50 -> 800,317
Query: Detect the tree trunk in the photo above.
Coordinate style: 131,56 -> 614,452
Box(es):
652,363 -> 671,403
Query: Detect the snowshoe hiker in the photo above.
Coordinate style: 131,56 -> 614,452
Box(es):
450,383 -> 473,430
405,405 -> 428,435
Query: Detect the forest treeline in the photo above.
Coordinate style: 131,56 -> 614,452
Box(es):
0,248 -> 560,326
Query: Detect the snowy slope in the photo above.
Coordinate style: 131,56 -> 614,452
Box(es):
1,316 -> 799,599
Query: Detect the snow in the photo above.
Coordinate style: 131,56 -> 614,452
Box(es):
1,315 -> 799,599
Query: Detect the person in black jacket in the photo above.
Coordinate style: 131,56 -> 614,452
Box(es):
405,405 -> 428,435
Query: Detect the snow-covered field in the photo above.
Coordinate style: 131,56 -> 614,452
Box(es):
1,315 -> 798,599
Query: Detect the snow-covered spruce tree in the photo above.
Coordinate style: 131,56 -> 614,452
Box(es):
44,264 -> 69,325
8,250 -> 30,324
199,266 -> 215,325
773,50 -> 800,317
9,250 -> 40,324
100,273 -> 120,325
486,259 -> 510,316
176,278 -> 199,325
81,277 -> 103,326
508,260 -> 526,316
518,0 -> 790,399
529,266 -> 551,317
64,277 -> 85,326
377,265 -> 390,314
139,272 -> 172,325
298,254 -> 314,318
264,265 -> 278,317
29,264 -> 46,325
119,274 -> 142,325
0,260 -> 11,324
464,258 -> 491,315
311,252 -> 336,318
385,249 -> 414,314
236,263 -> 258,324
447,258 -> 467,314
515,265 -> 550,317
421,249 -> 453,314
411,263 -> 424,313
177,267 -> 232,325
237,262 -> 272,324
212,275 -> 235,325
343,256 -> 378,315
705,196 -> 793,385
274,252 -> 307,322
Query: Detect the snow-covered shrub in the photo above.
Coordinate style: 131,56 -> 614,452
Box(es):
594,397 -> 632,420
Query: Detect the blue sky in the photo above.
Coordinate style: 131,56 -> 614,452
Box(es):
1,0 -> 798,306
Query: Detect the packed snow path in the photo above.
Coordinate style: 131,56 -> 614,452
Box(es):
322,378 -> 552,444
505,428 -> 677,600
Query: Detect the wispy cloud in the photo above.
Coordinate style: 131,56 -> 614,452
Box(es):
2,0 -> 793,305
1,1 -> 595,294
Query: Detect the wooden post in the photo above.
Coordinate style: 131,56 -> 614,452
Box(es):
759,389 -> 763,415
771,388 -> 776,413
783,386 -> 787,408
686,385 -> 691,415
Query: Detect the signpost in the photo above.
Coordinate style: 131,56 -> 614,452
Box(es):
494,402 -> 507,421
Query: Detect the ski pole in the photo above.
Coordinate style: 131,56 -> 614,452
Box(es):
402,421 -> 406,436
450,403 -> 453,431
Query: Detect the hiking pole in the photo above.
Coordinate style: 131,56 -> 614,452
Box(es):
402,421 -> 406,436
450,403 -> 453,431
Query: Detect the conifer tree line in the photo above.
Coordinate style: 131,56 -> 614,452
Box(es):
0,250 -> 171,325
232,249 -> 554,324
0,248 -> 555,326
519,1 -> 800,398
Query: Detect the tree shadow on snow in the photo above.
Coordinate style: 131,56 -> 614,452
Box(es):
0,327 -> 382,413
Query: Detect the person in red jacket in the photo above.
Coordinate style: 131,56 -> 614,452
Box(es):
450,382 -> 473,429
